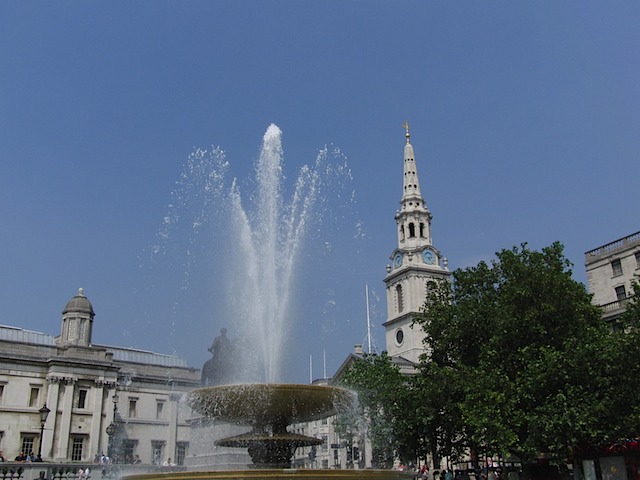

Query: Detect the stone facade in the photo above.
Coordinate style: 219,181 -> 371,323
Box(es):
0,289 -> 200,465
585,231 -> 640,323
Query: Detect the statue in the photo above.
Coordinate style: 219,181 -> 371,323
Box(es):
201,328 -> 233,386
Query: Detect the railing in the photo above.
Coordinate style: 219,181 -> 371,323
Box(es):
0,463 -> 177,480
0,467 -> 24,480
585,231 -> 640,260
601,297 -> 631,314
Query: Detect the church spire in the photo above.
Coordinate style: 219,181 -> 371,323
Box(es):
400,122 -> 424,214
383,124 -> 451,368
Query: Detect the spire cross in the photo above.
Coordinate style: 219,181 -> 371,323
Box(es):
403,121 -> 410,143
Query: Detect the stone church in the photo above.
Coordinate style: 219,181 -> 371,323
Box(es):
383,123 -> 451,372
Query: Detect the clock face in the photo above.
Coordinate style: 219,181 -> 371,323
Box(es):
422,249 -> 436,265
394,253 -> 403,268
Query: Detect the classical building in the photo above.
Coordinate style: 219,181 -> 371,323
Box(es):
585,231 -> 640,325
383,124 -> 451,371
0,288 -> 200,464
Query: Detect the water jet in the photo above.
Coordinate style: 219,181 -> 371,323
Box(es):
125,126 -> 408,480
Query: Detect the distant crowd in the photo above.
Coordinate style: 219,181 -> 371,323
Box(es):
401,464 -> 520,480
0,450 -> 44,462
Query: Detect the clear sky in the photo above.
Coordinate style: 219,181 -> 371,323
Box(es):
1,2 -> 638,384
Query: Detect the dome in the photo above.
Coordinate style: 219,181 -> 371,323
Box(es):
62,288 -> 95,316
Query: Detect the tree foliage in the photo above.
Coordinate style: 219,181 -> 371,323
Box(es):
337,352 -> 417,467
414,242 -> 639,464
338,243 -> 640,472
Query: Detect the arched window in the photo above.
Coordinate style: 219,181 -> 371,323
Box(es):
408,222 -> 416,238
396,284 -> 404,312
400,225 -> 405,242
419,223 -> 425,237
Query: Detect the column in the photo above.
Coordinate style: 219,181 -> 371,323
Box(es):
167,394 -> 180,460
44,377 -> 62,460
87,380 -> 107,458
55,377 -> 76,460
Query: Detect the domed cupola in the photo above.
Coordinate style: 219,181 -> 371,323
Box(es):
59,288 -> 95,347
63,287 -> 95,316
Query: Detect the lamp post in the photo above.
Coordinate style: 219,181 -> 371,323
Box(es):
37,404 -> 50,459
106,392 -> 120,461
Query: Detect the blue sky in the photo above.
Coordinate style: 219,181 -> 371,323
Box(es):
1,2 -> 638,383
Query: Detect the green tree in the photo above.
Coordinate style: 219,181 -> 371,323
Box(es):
415,242 -> 622,469
337,352 -> 420,468
600,279 -> 640,441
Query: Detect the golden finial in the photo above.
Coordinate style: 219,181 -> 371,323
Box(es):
402,121 -> 410,143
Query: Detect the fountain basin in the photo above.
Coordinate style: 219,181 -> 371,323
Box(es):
124,469 -> 414,480
188,384 -> 355,426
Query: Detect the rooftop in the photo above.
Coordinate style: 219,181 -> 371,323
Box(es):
0,325 -> 188,368
585,230 -> 640,263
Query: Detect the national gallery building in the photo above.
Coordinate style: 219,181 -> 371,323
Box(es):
0,288 -> 200,465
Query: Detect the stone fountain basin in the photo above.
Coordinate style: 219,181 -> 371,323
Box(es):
124,470 -> 414,480
187,384 -> 354,427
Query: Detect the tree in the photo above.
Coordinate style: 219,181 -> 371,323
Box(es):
414,242 -> 626,471
599,280 -> 640,441
337,352 -> 421,468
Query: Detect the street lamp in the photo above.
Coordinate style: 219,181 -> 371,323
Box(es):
37,404 -> 50,459
106,392 -> 120,461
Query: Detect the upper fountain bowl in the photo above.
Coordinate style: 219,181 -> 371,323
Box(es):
188,384 -> 354,427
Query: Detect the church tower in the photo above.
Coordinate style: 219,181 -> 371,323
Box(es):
383,124 -> 451,367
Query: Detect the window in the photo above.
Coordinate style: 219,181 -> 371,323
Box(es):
408,222 -> 416,238
176,442 -> 188,466
21,435 -> 35,457
611,259 -> 623,277
0,384 -> 4,403
77,389 -> 88,409
129,398 -> 138,418
151,441 -> 165,465
123,440 -> 137,463
419,223 -> 425,237
71,437 -> 83,461
399,225 -> 405,242
322,459 -> 329,469
156,401 -> 164,420
396,285 -> 404,313
321,436 -> 328,452
29,387 -> 40,408
396,329 -> 404,346
615,285 -> 627,301
635,251 -> 640,269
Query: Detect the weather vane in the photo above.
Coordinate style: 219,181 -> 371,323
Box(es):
403,121 -> 410,143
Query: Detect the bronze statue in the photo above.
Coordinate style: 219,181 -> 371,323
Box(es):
201,328 -> 233,386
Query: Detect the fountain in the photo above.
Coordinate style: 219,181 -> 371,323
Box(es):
125,126 -> 411,480
188,384 -> 353,468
